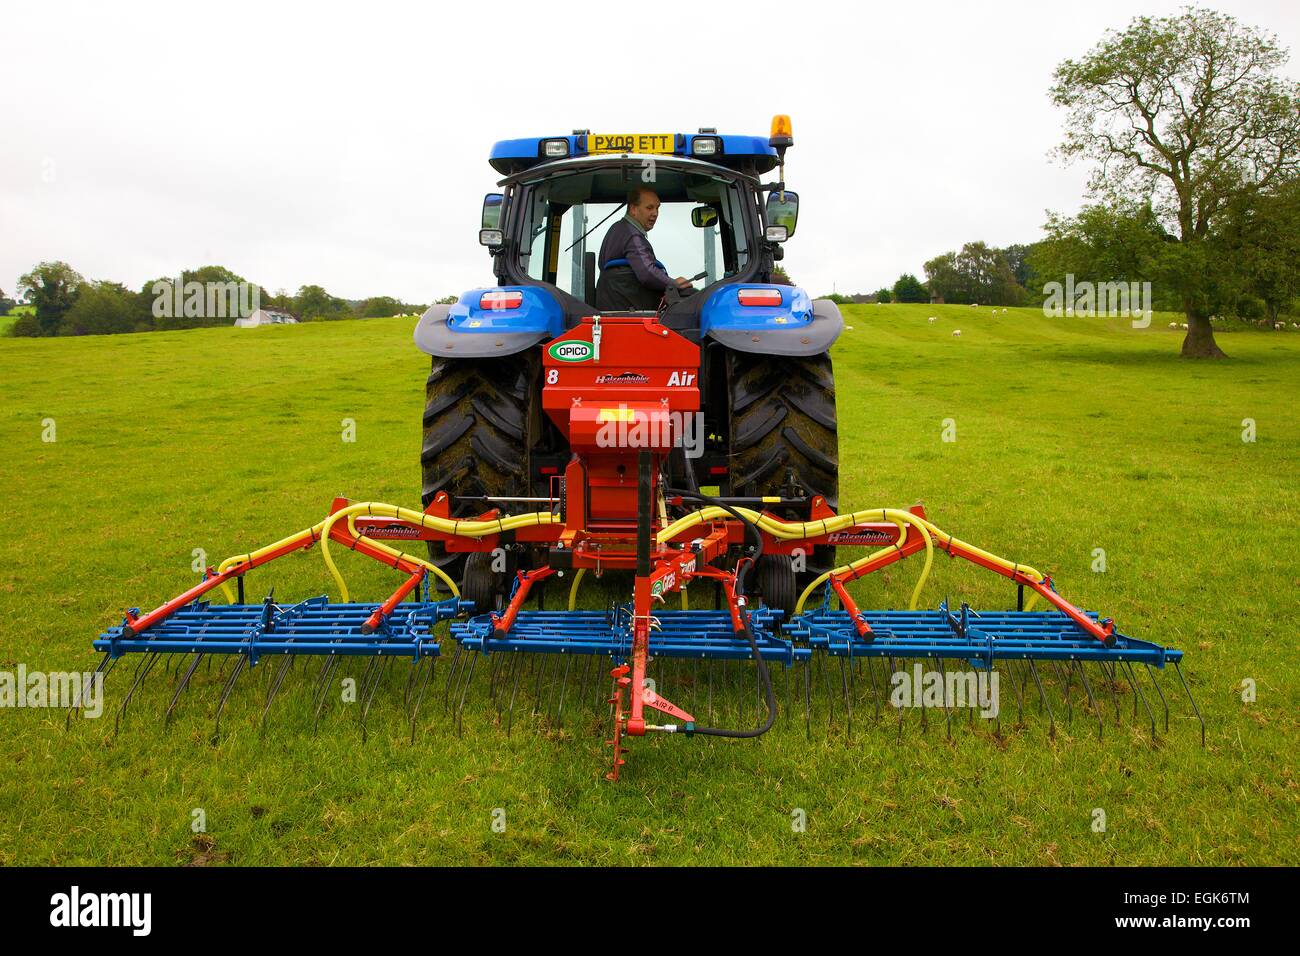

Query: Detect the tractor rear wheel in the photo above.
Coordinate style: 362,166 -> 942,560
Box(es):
420,353 -> 537,588
727,350 -> 839,583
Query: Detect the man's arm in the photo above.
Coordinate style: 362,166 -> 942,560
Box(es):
626,233 -> 673,292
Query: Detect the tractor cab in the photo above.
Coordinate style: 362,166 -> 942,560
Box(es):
504,160 -> 754,318
433,118 -> 830,352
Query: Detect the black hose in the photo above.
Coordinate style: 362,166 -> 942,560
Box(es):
665,486 -> 776,738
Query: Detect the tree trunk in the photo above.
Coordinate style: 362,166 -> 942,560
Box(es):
1180,305 -> 1228,359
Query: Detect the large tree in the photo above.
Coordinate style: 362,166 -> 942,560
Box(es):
924,242 -> 1024,305
61,281 -> 145,336
1050,7 -> 1300,358
17,261 -> 83,335
892,273 -> 929,303
294,284 -> 349,319
1214,178 -> 1300,326
1030,203 -> 1185,313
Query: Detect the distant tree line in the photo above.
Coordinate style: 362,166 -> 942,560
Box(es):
5,261 -> 433,337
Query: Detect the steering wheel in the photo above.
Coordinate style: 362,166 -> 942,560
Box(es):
660,271 -> 709,310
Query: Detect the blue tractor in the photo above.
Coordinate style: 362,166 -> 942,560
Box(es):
413,117 -> 843,607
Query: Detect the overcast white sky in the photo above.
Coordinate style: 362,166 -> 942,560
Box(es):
2,0 -> 1296,302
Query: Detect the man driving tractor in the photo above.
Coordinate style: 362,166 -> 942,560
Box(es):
595,187 -> 693,310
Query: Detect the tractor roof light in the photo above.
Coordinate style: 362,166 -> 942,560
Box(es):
541,138 -> 570,158
769,114 -> 793,150
738,288 -> 783,307
480,290 -> 523,310
691,135 -> 720,157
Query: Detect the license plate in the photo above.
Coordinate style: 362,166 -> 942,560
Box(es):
588,133 -> 676,155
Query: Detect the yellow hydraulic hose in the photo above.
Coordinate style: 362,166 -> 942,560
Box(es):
794,509 -> 935,615
211,498 -> 1040,618
567,568 -> 587,611
215,502 -> 558,604
655,504 -> 1044,616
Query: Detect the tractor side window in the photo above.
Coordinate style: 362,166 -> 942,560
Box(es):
519,190 -> 549,278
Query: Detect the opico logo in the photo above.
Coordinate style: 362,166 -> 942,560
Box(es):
548,341 -> 594,363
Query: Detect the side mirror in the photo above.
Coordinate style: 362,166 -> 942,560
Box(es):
765,190 -> 799,240
481,193 -> 504,230
691,206 -> 719,228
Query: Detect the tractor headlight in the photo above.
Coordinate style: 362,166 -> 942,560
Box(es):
765,225 -> 789,243
479,228 -> 504,247
541,138 -> 570,158
691,136 -> 720,157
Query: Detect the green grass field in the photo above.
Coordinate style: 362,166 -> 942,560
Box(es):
1,304 -> 1296,865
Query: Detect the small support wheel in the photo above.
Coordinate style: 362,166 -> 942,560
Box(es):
461,551 -> 505,616
757,554 -> 797,620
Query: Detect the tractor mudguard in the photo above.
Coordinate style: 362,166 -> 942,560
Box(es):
700,286 -> 843,356
414,288 -> 564,358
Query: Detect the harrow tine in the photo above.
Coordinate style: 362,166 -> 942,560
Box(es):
66,653 -> 114,729
442,643 -> 464,714
554,654 -> 574,728
576,654 -> 594,715
312,656 -> 341,731
596,655 -> 609,711
1173,662 -> 1205,747
1122,662 -> 1157,740
1011,660 -> 1027,725
821,654 -> 836,730
1052,661 -> 1074,726
707,660 -> 715,725
720,657 -> 730,721
1102,661 -> 1122,725
164,653 -> 205,726
541,654 -> 560,721
402,657 -> 420,718
454,652 -> 478,736
1026,659 -> 1055,739
936,658 -> 952,740
212,655 -> 248,741
115,651 -> 161,734
498,653 -> 522,721
356,657 -> 381,722
260,655 -> 295,730
839,658 -> 852,739
894,664 -> 906,742
359,656 -> 394,743
1073,660 -> 1103,740
506,653 -> 524,736
532,653 -> 551,715
486,653 -> 505,703
802,658 -> 811,741
409,658 -> 436,743
1143,664 -> 1170,734
867,657 -> 881,721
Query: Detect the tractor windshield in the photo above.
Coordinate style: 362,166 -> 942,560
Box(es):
508,164 -> 757,305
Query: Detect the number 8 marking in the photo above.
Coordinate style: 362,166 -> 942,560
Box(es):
547,368 -> 559,384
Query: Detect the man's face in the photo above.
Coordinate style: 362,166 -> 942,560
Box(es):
628,191 -> 660,231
